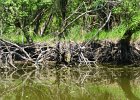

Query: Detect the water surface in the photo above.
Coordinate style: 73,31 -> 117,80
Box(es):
0,64 -> 140,100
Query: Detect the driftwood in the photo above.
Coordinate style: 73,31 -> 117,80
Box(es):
0,39 -> 140,69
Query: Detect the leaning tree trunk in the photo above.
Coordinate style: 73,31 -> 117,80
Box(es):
119,23 -> 140,64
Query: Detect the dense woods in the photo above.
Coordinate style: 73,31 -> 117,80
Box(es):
0,0 -> 140,43
1,1 -> 140,100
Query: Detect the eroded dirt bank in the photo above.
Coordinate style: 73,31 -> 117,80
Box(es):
0,39 -> 140,67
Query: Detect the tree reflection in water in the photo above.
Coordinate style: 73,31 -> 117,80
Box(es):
0,65 -> 140,100
115,68 -> 140,100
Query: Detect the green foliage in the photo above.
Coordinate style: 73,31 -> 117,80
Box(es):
0,0 -> 140,43
98,25 -> 126,40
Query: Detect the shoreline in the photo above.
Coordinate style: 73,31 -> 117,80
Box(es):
0,39 -> 140,68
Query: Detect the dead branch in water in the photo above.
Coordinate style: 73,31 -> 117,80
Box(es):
0,39 -> 140,69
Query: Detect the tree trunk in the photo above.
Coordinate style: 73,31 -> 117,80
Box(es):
119,23 -> 140,64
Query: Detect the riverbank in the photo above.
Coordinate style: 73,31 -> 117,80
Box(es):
0,39 -> 140,68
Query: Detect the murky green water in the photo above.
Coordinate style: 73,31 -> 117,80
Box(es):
0,64 -> 140,100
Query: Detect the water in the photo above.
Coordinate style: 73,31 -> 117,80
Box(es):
0,64 -> 140,100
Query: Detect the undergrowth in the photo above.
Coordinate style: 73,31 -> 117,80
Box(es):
1,24 -> 140,43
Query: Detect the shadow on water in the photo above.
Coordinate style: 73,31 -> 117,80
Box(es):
0,64 -> 140,100
115,68 -> 140,100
